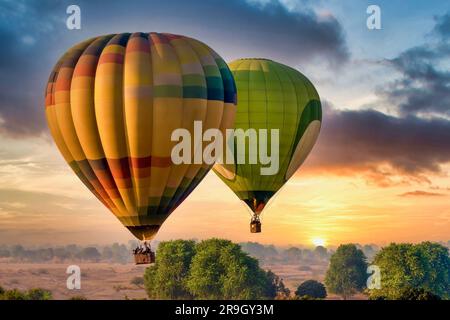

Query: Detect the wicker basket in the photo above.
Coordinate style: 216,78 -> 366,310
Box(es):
134,252 -> 155,265
250,220 -> 262,233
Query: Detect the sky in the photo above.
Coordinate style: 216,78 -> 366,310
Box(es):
0,0 -> 449,247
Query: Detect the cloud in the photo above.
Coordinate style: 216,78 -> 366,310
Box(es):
433,12 -> 450,40
375,12 -> 450,118
378,43 -> 450,118
301,13 -> 450,185
305,101 -> 450,185
233,0 -> 349,66
0,1 -> 66,138
0,0 -> 349,138
398,190 -> 445,197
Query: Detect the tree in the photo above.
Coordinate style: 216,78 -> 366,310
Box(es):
27,288 -> 53,300
186,239 -> 271,300
368,242 -> 450,300
314,246 -> 328,260
265,270 -> 290,299
396,287 -> 441,300
54,247 -> 69,261
325,244 -> 368,299
0,289 -> 27,300
0,288 -> 52,300
240,242 -> 278,261
65,244 -> 80,258
301,249 -> 314,261
0,248 -> 11,258
295,280 -> 327,299
144,240 -> 196,299
111,243 -> 130,264
143,239 -> 284,300
78,247 -> 101,262
101,246 -> 113,261
283,247 -> 302,262
11,245 -> 25,260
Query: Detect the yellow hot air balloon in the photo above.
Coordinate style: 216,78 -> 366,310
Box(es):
213,58 -> 321,233
45,33 -> 237,243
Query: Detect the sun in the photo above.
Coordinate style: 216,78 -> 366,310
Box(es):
311,237 -> 327,247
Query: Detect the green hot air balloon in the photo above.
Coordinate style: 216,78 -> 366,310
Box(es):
213,58 -> 321,233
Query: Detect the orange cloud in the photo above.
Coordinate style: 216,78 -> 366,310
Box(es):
398,190 -> 446,197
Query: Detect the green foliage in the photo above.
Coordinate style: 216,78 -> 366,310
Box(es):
370,287 -> 441,300
144,240 -> 196,299
325,244 -> 368,299
143,239 -> 282,300
368,242 -> 450,300
265,270 -> 290,299
186,239 -> 270,300
1,289 -> 28,300
26,288 -> 53,300
397,287 -> 441,300
295,280 -> 327,299
0,287 -> 52,300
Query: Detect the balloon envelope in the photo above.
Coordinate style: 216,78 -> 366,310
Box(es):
45,33 -> 236,240
213,58 -> 321,217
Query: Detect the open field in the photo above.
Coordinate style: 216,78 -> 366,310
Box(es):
0,262 -> 148,300
262,262 -> 328,289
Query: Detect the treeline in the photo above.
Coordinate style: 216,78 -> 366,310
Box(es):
291,241 -> 449,300
2,240 -> 447,265
0,241 -> 373,264
0,239 -> 448,300
0,242 -> 138,263
144,240 -> 449,300
240,242 -> 380,264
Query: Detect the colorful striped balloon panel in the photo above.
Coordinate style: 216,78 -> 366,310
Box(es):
45,33 -> 237,240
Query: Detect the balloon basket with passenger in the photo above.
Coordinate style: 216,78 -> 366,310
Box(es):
133,242 -> 155,265
250,215 -> 262,233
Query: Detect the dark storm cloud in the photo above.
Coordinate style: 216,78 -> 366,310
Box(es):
309,102 -> 450,176
0,0 -> 349,138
